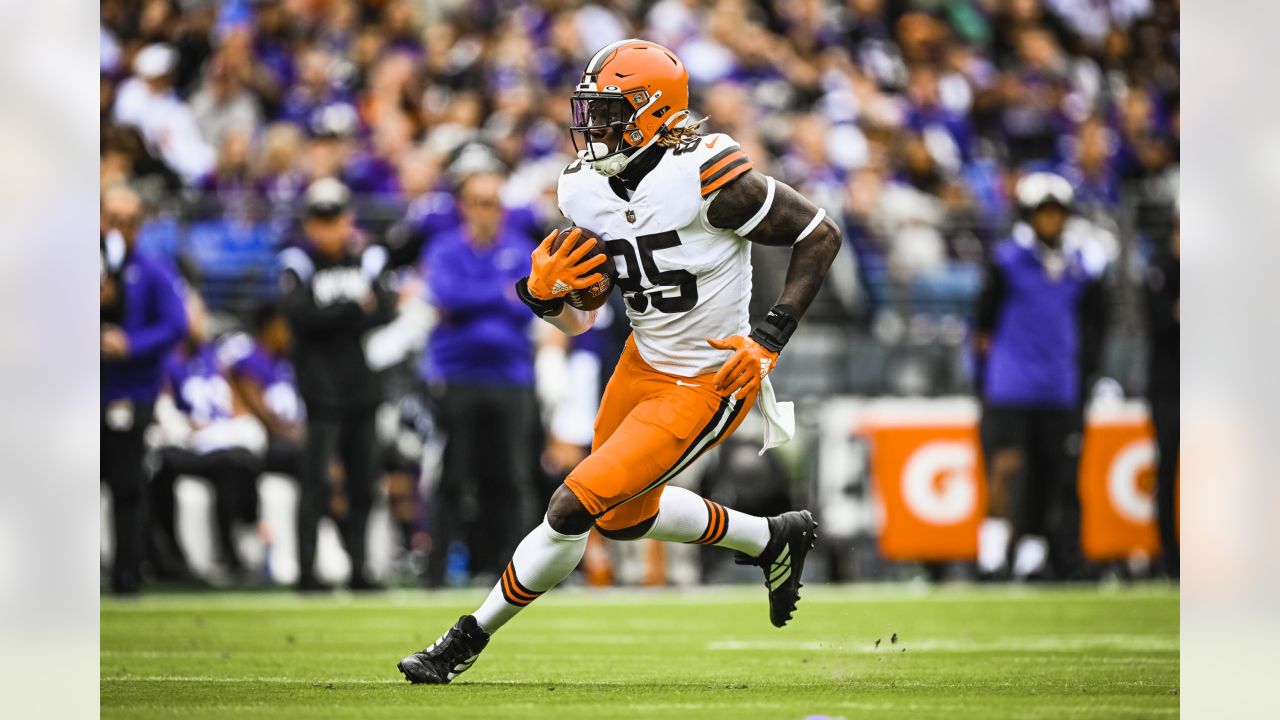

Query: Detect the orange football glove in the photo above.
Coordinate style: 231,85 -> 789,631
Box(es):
527,228 -> 609,301
707,335 -> 779,399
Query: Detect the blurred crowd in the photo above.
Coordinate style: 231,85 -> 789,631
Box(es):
101,0 -> 1178,300
100,0 -> 1179,591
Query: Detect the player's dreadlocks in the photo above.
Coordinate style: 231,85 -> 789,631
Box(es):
656,115 -> 710,148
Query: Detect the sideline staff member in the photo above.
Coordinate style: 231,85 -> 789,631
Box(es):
420,171 -> 539,585
101,185 -> 188,594
974,172 -> 1107,581
280,179 -> 395,591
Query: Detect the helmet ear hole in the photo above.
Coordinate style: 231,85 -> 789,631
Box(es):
628,129 -> 643,144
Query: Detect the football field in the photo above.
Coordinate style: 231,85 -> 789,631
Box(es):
102,583 -> 1178,718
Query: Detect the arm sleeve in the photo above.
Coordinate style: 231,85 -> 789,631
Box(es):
971,257 -> 1006,398
125,268 -> 189,360
974,258 -> 1006,337
543,305 -> 599,337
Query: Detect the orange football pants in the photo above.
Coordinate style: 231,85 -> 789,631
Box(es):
565,336 -> 758,532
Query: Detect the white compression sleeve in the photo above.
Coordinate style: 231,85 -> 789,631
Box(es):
543,305 -> 598,336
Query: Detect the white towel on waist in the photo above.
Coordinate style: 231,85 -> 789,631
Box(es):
756,376 -> 795,455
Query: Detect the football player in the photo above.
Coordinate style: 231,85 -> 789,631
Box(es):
399,39 -> 842,684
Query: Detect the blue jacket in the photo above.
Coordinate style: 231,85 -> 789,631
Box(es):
102,250 -> 188,405
976,226 -> 1107,408
420,221 -> 535,387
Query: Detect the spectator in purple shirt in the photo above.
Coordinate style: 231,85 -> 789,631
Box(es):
904,64 -> 974,169
997,26 -> 1074,167
1058,116 -> 1119,217
101,185 -> 188,595
380,0 -> 425,58
420,170 -> 540,586
280,48 -> 347,126
344,112 -> 411,198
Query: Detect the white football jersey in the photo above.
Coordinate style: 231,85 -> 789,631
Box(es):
558,133 -> 756,377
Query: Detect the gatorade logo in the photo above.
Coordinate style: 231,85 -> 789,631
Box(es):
901,441 -> 978,525
1107,439 -> 1156,524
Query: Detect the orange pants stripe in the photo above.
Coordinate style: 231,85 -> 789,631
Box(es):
565,338 -> 758,532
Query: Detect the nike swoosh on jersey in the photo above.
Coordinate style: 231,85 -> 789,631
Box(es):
705,137 -> 719,149
675,380 -> 701,387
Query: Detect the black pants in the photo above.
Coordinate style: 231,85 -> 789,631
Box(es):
981,405 -> 1086,578
102,401 -> 155,594
1149,394 -> 1179,578
300,405 -> 378,585
263,436 -> 302,478
429,384 -> 537,585
149,446 -> 259,573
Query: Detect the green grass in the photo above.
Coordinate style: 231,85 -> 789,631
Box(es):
102,583 -> 1178,719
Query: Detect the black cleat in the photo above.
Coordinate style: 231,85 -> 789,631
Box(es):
735,510 -> 818,628
397,615 -> 491,684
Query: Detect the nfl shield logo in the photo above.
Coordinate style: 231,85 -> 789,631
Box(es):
625,208 -> 636,224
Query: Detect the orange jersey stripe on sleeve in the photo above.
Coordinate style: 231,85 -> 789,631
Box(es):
699,149 -> 746,181
700,159 -> 753,197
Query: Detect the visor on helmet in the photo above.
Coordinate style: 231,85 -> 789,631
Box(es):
570,93 -> 640,162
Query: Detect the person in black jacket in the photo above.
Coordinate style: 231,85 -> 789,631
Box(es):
1145,217 -> 1179,579
280,179 -> 396,591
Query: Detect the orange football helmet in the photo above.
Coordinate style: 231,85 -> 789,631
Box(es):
570,39 -> 690,171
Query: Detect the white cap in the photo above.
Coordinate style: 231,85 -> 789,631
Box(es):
304,178 -> 351,217
133,43 -> 177,79
1015,171 -> 1074,211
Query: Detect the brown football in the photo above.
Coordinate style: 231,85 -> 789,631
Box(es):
548,225 -> 616,311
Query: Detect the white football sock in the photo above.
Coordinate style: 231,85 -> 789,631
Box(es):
472,517 -> 588,634
641,486 -> 770,557
978,517 -> 1011,574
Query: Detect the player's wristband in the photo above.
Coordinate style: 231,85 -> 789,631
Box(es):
515,276 -> 565,318
749,303 -> 799,353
